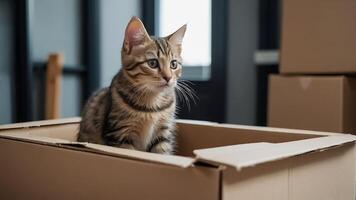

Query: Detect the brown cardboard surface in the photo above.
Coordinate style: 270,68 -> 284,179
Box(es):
222,144 -> 356,200
289,144 -> 355,200
1,118 -> 356,199
0,123 -> 79,141
0,117 -> 81,130
0,119 -> 194,168
84,143 -> 194,168
0,118 -> 346,168
0,131 -> 195,168
194,135 -> 355,170
176,120 -> 323,157
342,78 -> 356,133
268,75 -> 356,134
223,158 -> 290,200
0,138 -> 220,200
280,0 -> 356,74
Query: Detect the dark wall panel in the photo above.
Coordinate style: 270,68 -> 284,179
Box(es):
0,0 -> 14,124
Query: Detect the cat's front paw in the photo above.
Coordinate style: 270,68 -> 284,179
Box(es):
149,141 -> 174,155
119,144 -> 137,150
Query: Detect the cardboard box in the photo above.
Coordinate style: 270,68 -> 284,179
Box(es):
280,0 -> 356,74
268,75 -> 356,133
1,118 -> 356,200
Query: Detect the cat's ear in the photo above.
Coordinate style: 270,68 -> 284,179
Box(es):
123,16 -> 151,53
167,24 -> 187,46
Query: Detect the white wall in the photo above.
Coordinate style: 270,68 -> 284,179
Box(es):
99,0 -> 141,87
226,0 -> 259,125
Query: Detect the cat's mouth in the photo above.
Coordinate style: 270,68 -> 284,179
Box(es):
155,81 -> 173,89
157,83 -> 169,88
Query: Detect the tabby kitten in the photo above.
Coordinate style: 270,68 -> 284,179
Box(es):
78,17 -> 186,154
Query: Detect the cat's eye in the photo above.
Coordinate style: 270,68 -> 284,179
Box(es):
147,59 -> 159,69
170,60 -> 178,69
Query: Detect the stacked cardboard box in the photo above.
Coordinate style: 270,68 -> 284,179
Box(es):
268,0 -> 356,133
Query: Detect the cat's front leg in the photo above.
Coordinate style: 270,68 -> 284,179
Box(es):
148,129 -> 175,155
103,131 -> 143,151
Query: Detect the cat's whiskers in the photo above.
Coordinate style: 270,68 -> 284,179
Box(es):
177,80 -> 198,104
175,85 -> 190,111
175,80 -> 198,111
178,81 -> 197,98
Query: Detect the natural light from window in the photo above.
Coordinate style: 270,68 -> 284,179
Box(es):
159,0 -> 211,67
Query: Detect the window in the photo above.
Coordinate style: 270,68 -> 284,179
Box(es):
158,0 -> 211,80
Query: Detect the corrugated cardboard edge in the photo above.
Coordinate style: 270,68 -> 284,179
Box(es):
84,143 -> 195,168
178,118 -> 342,136
0,132 -> 195,168
194,134 -> 356,171
0,117 -> 81,130
212,123 -> 342,136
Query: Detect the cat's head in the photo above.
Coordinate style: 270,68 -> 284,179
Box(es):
121,17 -> 186,93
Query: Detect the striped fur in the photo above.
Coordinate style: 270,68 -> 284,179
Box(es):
78,17 -> 186,154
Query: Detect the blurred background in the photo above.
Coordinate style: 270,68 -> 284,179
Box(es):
0,0 -> 279,125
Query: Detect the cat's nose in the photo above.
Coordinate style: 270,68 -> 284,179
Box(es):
162,76 -> 172,83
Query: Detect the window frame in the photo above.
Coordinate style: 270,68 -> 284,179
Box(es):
11,0 -> 100,122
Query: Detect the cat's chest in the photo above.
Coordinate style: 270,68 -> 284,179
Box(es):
138,113 -> 168,147
140,120 -> 156,147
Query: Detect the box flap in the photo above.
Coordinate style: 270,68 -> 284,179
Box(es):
177,119 -> 218,125
0,131 -> 194,168
83,143 -> 194,168
0,132 -> 78,145
194,135 -> 356,170
0,117 -> 81,130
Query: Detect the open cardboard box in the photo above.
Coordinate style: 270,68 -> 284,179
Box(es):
0,118 -> 356,200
